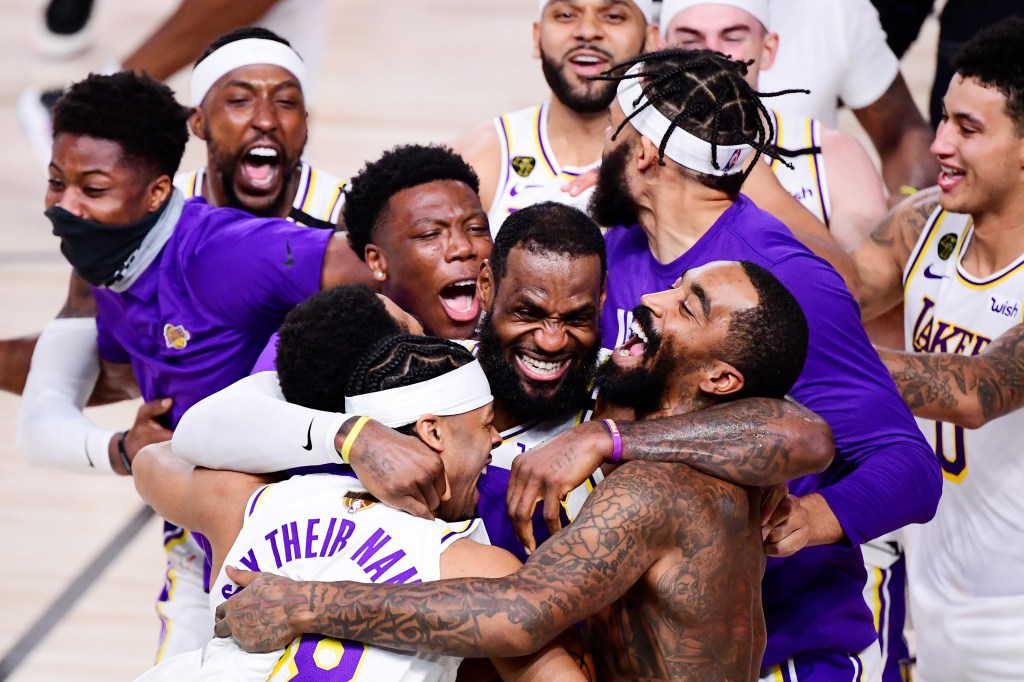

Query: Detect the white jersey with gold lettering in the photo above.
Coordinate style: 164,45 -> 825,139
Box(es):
487,102 -> 598,236
902,207 -> 1024,680
201,473 -> 485,681
174,161 -> 346,228
767,109 -> 832,226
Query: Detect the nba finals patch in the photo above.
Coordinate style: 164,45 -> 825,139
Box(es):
343,492 -> 378,514
938,233 -> 958,260
512,156 -> 536,177
163,323 -> 191,350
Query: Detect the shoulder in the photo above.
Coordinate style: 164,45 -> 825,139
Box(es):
441,539 -> 521,579
449,118 -> 502,164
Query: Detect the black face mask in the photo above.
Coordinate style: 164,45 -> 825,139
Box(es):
46,201 -> 168,287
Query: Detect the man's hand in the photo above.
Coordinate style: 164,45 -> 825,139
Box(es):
561,169 -> 598,198
762,492 -> 811,557
342,418 -> 449,520
214,567 -> 309,653
507,420 -> 609,552
110,397 -> 174,473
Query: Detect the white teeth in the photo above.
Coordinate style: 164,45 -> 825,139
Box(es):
248,147 -> 278,158
630,321 -> 648,343
941,165 -> 963,175
450,280 -> 475,289
572,55 -> 601,64
519,354 -> 565,375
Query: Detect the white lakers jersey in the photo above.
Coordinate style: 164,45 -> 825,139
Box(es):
487,102 -> 598,236
174,161 -> 346,228
902,208 -> 1024,679
203,474 -> 485,681
767,109 -> 832,226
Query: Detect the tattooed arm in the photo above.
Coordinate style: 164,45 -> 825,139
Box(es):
506,397 -> 832,547
852,186 -> 940,321
216,461 -> 675,657
879,323 -> 1024,428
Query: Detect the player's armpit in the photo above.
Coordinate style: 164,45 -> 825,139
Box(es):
853,186 -> 940,320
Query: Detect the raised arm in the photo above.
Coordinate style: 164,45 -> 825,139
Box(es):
879,323 -> 1024,429
507,397 -> 832,548
215,461 -> 673,657
852,186 -> 941,320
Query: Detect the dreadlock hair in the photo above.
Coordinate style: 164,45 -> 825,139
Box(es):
344,144 -> 482,260
195,26 -> 297,67
346,335 -> 477,435
952,17 -> 1024,135
718,261 -> 808,401
52,71 -> 189,178
593,48 -> 805,196
276,284 -> 403,413
490,201 -> 606,291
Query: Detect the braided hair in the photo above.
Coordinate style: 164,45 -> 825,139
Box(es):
594,48 -> 806,191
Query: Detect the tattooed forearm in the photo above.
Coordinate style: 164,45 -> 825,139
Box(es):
618,397 -> 833,486
879,324 -> 1024,428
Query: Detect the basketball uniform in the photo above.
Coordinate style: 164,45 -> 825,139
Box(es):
902,209 -> 1024,680
148,164 -> 346,662
203,474 -> 482,680
487,102 -> 599,236
768,109 -> 832,226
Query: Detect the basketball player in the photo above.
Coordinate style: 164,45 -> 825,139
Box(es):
21,70 -> 375,663
133,308 -> 588,680
172,201 -> 833,563
848,18 -> 1024,679
498,49 -> 939,681
210,260 -> 810,681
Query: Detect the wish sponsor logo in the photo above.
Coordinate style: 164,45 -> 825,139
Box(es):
990,297 -> 1020,318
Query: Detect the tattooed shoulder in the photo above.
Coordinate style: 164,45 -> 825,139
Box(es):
871,186 -> 941,255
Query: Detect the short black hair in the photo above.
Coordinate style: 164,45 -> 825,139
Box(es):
344,144 -> 481,260
276,285 -> 403,412
719,261 -> 808,400
52,71 -> 189,177
195,26 -> 296,67
346,335 -> 476,435
490,201 -> 607,290
952,17 -> 1024,135
596,48 -> 796,196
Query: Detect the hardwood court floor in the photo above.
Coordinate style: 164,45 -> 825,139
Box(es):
0,1 -> 938,679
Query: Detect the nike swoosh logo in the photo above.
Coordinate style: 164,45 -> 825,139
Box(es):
923,264 -> 947,280
301,418 -> 313,451
509,184 -> 543,197
285,240 -> 295,267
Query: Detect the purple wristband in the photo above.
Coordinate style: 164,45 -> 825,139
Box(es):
602,418 -> 623,463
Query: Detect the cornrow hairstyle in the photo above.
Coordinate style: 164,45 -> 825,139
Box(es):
344,144 -> 482,260
276,284 -> 403,412
52,71 -> 189,178
195,26 -> 296,67
952,17 -> 1024,135
346,335 -> 476,434
490,201 -> 606,291
593,48 -> 807,192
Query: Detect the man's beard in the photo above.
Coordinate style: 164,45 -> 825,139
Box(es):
476,313 -> 600,424
540,46 -> 618,115
590,140 -> 640,227
595,305 -> 669,416
207,138 -> 296,218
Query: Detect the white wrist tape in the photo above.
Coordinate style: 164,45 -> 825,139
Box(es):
16,318 -> 116,474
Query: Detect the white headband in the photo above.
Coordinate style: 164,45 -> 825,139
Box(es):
659,0 -> 770,37
190,38 -> 307,106
615,63 -> 753,175
345,360 -> 494,428
538,0 -> 655,23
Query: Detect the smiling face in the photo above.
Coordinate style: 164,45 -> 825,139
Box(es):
932,75 -> 1024,216
191,63 -> 308,217
365,180 -> 492,340
535,0 -> 650,114
433,403 -> 502,521
477,247 -> 603,424
599,260 -> 757,415
661,4 -> 776,87
46,133 -> 168,222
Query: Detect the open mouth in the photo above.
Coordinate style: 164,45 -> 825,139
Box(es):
514,352 -> 571,383
613,319 -> 655,366
439,279 -> 480,323
239,145 -> 281,192
567,50 -> 610,77
937,164 -> 965,192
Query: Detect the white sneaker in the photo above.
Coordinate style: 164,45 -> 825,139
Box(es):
32,0 -> 96,60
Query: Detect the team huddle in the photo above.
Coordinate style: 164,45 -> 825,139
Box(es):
6,0 -> 1024,680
